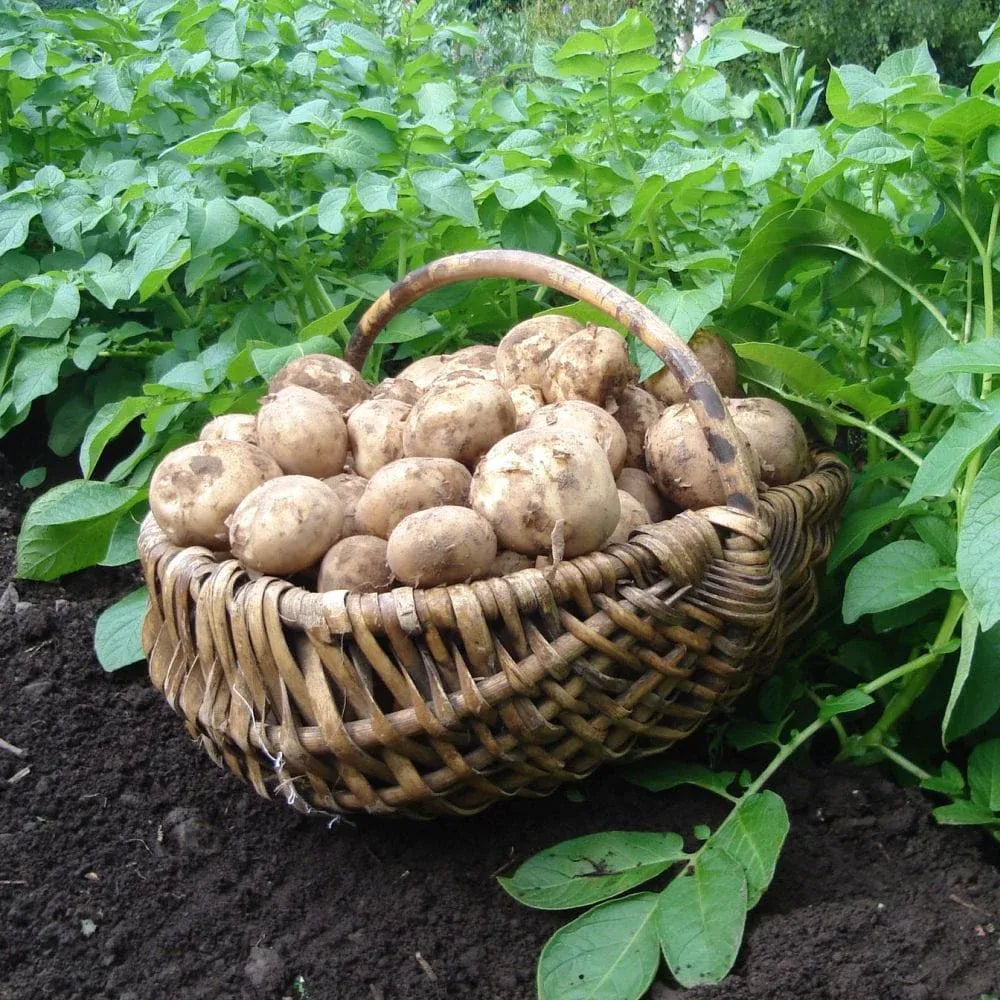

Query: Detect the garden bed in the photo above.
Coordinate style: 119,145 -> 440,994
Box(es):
1,450 -> 998,1000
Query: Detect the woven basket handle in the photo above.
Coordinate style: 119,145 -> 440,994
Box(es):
346,249 -> 758,514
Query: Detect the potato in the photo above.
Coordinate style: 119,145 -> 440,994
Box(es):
228,476 -> 343,576
645,403 -> 761,510
727,397 -> 810,486
527,399 -> 627,477
495,314 -> 582,389
612,385 -> 662,470
269,354 -> 370,414
403,379 -> 515,468
199,413 -> 258,446
616,468 -> 672,523
357,457 -> 472,539
150,440 -> 282,549
470,429 -> 620,559
317,535 -> 393,593
608,490 -> 652,544
542,324 -> 634,405
387,506 -> 497,587
427,367 -> 490,390
373,377 -> 423,406
509,384 -> 545,429
487,550 -> 534,576
397,354 -> 451,390
322,473 -> 368,537
444,344 -> 500,380
256,386 -> 348,479
347,398 -> 411,478
642,329 -> 738,405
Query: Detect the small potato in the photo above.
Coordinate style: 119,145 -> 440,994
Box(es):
528,400 -> 628,477
403,380 -> 515,468
150,440 -> 282,549
542,325 -> 634,405
608,491 -> 652,544
228,476 -> 344,576
374,377 -> 423,406
387,506 -> 497,587
645,403 -> 761,510
612,385 -> 662,470
495,315 -> 582,389
317,535 -> 393,593
643,329 -> 738,405
617,468 -> 672,523
269,354 -> 371,414
471,429 -> 620,559
322,473 -> 368,537
487,550 -> 534,576
357,457 -> 472,539
199,413 -> 258,446
257,386 -> 348,479
727,397 -> 810,486
347,398 -> 411,478
509,384 -> 545,429
396,354 -> 451,390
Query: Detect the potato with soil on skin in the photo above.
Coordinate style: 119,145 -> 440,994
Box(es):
347,398 -> 411,478
471,429 -> 620,559
444,344 -> 500,380
495,314 -> 582,389
268,354 -> 371,415
642,329 -> 738,405
356,457 -> 472,539
322,473 -> 368,537
645,403 -> 761,510
509,384 -> 545,429
403,379 -> 516,468
487,550 -> 534,576
396,354 -> 451,390
727,397 -> 810,486
611,385 -> 663,470
199,413 -> 259,446
373,377 -> 423,406
608,490 -> 652,544
256,386 -> 348,479
387,507 -> 497,587
527,399 -> 628,477
616,467 -> 673,523
150,440 -> 282,549
542,324 -> 635,406
317,535 -> 393,592
227,475 -> 344,576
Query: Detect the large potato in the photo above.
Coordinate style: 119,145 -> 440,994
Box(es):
198,413 -> 258,446
527,400 -> 628,477
728,397 -> 810,486
150,440 -> 282,550
228,476 -> 344,576
643,330 -> 738,405
269,354 -> 370,414
318,535 -> 393,593
617,468 -> 672,523
256,386 -> 348,479
396,354 -> 451,390
470,429 -> 620,559
356,457 -> 472,539
495,315 -> 582,389
322,473 -> 368,537
347,398 -> 411,478
542,325 -> 634,405
612,385 -> 662,470
645,403 -> 760,510
387,507 -> 497,587
403,380 -> 515,468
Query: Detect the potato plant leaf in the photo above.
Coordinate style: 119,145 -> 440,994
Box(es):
94,586 -> 149,672
957,448 -> 1000,630
711,791 -> 789,908
624,761 -> 737,798
968,740 -> 1000,812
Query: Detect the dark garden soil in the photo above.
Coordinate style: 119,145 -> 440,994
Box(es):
1,449 -> 999,1000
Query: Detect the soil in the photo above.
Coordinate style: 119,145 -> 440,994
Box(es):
1,451 -> 999,1000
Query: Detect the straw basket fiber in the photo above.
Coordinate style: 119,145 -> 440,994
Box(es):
138,250 -> 850,818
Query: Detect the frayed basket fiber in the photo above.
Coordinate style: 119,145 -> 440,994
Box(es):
138,250 -> 850,819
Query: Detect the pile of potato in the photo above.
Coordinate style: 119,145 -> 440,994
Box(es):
148,317 -> 810,592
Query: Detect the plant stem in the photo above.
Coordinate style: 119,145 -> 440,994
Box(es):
875,743 -> 931,781
165,289 -> 192,327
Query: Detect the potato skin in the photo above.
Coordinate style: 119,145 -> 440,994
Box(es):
322,473 -> 368,537
509,384 -> 545,429
317,535 -> 393,592
643,330 -> 738,405
470,428 -> 620,558
486,550 -> 534,576
356,457 -> 472,539
199,413 -> 258,446
396,354 -> 451,390
347,398 -> 411,478
542,325 -> 634,405
612,385 -> 663,470
444,344 -> 500,380
269,354 -> 370,414
527,400 -> 628,477
616,467 -> 672,523
373,377 -> 423,406
727,397 -> 810,486
387,507 -> 497,587
150,440 -> 282,549
495,315 -> 582,389
608,490 -> 652,544
256,386 -> 349,479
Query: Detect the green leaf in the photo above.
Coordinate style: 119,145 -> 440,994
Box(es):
711,791 -> 789,908
93,65 -> 134,112
186,198 -> 240,254
130,210 -> 185,296
843,540 -> 955,624
500,202 -> 561,255
957,448 -> 1000,630
317,188 -> 350,235
921,761 -> 965,797
0,200 -> 40,257
234,195 -> 280,232
19,467 -> 45,489
10,343 -> 67,413
818,689 -> 875,720
251,335 -> 340,381
968,740 -> 1000,811
657,849 -> 747,988
537,893 -> 660,1000
828,502 -> 909,571
842,127 -> 910,165
94,586 -> 148,672
205,10 -> 242,59
499,832 -> 686,910
734,342 -> 843,397
299,300 -> 359,341
933,799 -> 998,826
624,761 -> 736,798
944,616 -> 1000,742
928,97 -> 1000,145
410,169 -> 477,227
356,172 -> 397,213
80,398 -> 150,479
645,280 -> 724,343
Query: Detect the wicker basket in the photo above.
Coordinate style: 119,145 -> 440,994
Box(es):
138,250 -> 850,818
